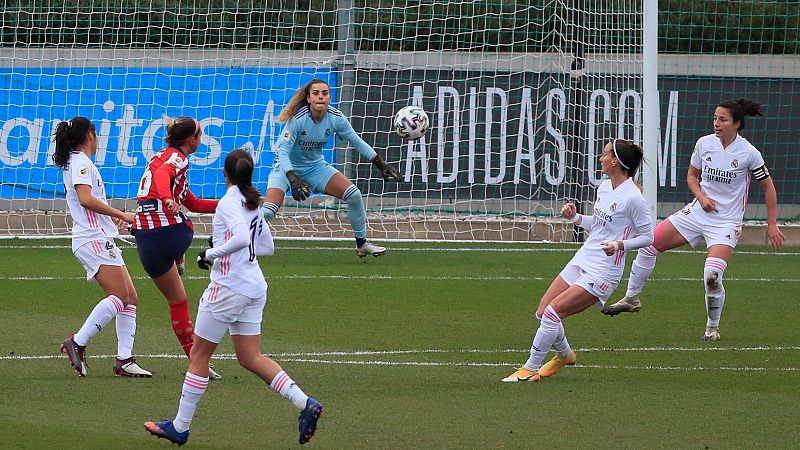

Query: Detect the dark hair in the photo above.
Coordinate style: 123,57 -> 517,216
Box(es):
52,117 -> 96,169
276,78 -> 330,123
718,98 -> 764,131
225,148 -> 261,210
164,115 -> 201,145
612,139 -> 644,177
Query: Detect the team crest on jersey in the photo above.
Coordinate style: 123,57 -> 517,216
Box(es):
283,130 -> 291,141
166,153 -> 184,167
731,159 -> 739,168
324,128 -> 332,138
108,250 -> 117,260
79,166 -> 88,176
609,202 -> 617,212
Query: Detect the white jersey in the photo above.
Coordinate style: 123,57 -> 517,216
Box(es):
569,178 -> 652,282
206,185 -> 272,298
688,133 -> 767,225
63,151 -> 119,252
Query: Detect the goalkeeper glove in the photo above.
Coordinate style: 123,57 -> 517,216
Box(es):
197,249 -> 213,270
286,170 -> 311,201
372,155 -> 401,182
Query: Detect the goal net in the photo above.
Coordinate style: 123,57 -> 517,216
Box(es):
1,1 -> 792,241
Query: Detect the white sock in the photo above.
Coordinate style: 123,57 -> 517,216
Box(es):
524,305 -> 562,371
270,370 -> 309,410
541,311 -> 572,358
115,304 -> 137,359
552,332 -> 573,359
705,287 -> 726,328
625,246 -> 658,297
74,295 -> 123,346
174,372 -> 209,433
704,257 -> 728,327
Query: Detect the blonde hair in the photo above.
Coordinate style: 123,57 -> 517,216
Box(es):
276,78 -> 329,123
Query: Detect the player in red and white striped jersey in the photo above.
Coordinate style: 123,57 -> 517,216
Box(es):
605,99 -> 785,341
53,116 -> 151,378
131,116 -> 220,377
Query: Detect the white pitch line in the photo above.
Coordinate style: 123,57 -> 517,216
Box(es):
4,354 -> 796,372
1,243 -> 798,257
277,358 -> 800,372
3,345 -> 798,361
2,274 -> 799,283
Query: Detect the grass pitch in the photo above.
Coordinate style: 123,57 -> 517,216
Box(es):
1,239 -> 798,449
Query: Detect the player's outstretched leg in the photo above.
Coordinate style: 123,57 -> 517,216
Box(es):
144,419 -> 189,446
604,245 -> 659,316
602,295 -> 641,316
298,398 -> 324,445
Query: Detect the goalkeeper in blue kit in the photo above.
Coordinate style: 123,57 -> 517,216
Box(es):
261,78 -> 400,257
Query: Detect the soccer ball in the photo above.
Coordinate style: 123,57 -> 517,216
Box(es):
393,105 -> 429,140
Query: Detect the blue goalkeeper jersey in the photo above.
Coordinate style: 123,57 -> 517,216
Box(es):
275,105 -> 377,173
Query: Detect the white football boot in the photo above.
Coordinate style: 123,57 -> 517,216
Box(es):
208,364 -> 223,381
113,356 -> 153,378
603,295 -> 642,316
356,242 -> 386,258
701,326 -> 720,341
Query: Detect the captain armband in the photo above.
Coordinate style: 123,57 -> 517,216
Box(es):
752,165 -> 770,181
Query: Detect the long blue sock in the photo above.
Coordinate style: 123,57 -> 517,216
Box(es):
342,185 -> 367,239
261,201 -> 279,221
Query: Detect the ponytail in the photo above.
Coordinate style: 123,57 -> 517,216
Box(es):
612,139 -> 644,178
164,115 -> 201,145
52,117 -> 95,169
224,148 -> 262,210
718,98 -> 764,131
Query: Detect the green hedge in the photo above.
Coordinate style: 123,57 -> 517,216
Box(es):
0,0 -> 797,54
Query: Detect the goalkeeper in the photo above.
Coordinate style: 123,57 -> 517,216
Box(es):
260,78 -> 400,257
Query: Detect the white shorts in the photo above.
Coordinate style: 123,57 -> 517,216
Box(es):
667,206 -> 742,249
195,283 -> 267,344
558,264 -> 619,305
73,239 -> 125,282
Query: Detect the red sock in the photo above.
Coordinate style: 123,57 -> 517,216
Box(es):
169,300 -> 194,357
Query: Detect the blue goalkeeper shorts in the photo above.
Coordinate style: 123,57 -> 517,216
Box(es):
267,160 -> 339,194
